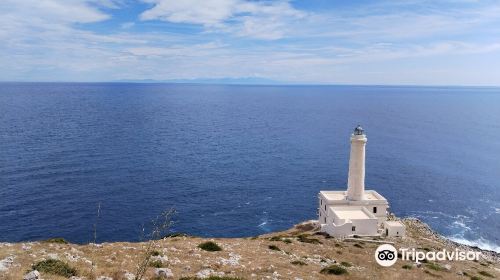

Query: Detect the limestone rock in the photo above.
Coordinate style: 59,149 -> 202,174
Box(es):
123,272 -> 135,280
23,270 -> 40,280
155,268 -> 174,278
0,256 -> 15,271
196,268 -> 224,278
151,255 -> 169,263
218,252 -> 241,266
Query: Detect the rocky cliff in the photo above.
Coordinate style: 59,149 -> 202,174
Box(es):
1,218 -> 499,280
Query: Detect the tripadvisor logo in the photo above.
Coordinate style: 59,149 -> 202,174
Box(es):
375,244 -> 481,267
375,244 -> 398,267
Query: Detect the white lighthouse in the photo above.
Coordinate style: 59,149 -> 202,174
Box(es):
318,126 -> 405,238
346,125 -> 367,201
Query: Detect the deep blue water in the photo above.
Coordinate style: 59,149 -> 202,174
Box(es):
0,83 -> 499,251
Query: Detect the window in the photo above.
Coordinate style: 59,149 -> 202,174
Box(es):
324,217 -> 326,223
320,199 -> 322,205
352,226 -> 356,232
324,205 -> 326,211
373,207 -> 377,213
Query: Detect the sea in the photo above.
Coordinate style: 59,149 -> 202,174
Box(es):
0,83 -> 499,252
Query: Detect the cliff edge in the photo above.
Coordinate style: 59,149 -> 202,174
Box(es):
1,218 -> 499,280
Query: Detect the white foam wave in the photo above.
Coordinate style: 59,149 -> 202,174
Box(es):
448,237 -> 500,253
410,210 -> 462,220
451,220 -> 471,231
257,221 -> 267,227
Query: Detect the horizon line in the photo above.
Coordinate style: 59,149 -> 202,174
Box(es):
1,81 -> 500,88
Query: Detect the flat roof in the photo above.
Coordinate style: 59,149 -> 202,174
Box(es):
384,221 -> 404,227
331,207 -> 372,220
320,190 -> 387,203
364,192 -> 380,200
321,191 -> 347,201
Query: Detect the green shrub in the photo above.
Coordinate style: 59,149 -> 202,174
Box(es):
297,234 -> 322,244
42,238 -> 68,244
478,271 -> 494,278
198,241 -> 222,252
353,243 -> 363,248
340,261 -> 352,267
149,260 -> 163,268
470,276 -> 483,280
268,245 -> 281,251
150,250 -> 161,256
163,232 -> 188,238
424,270 -> 441,278
402,264 -> 413,269
291,260 -> 307,266
320,264 -> 348,275
270,236 -> 292,244
207,277 -> 244,280
32,259 -> 77,277
426,262 -> 443,271
179,277 -> 244,280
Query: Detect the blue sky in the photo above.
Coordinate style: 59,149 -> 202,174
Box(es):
1,0 -> 500,85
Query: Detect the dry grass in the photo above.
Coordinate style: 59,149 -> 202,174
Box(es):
1,218 -> 499,280
134,209 -> 175,280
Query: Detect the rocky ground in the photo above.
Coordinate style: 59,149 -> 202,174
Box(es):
1,218 -> 499,280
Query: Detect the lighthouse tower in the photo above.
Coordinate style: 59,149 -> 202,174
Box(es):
317,125 -> 404,238
346,125 -> 367,201
347,125 -> 367,200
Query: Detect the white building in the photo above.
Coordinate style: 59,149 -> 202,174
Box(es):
318,125 -> 405,238
384,221 -> 406,237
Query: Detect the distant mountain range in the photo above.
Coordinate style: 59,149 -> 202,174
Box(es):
114,77 -> 287,85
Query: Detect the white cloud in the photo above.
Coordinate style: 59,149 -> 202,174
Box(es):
1,0 -> 500,85
301,2 -> 500,42
127,42 -> 225,57
139,0 -> 305,40
121,22 -> 136,29
0,0 -> 111,24
140,0 -> 236,25
88,0 -> 127,9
